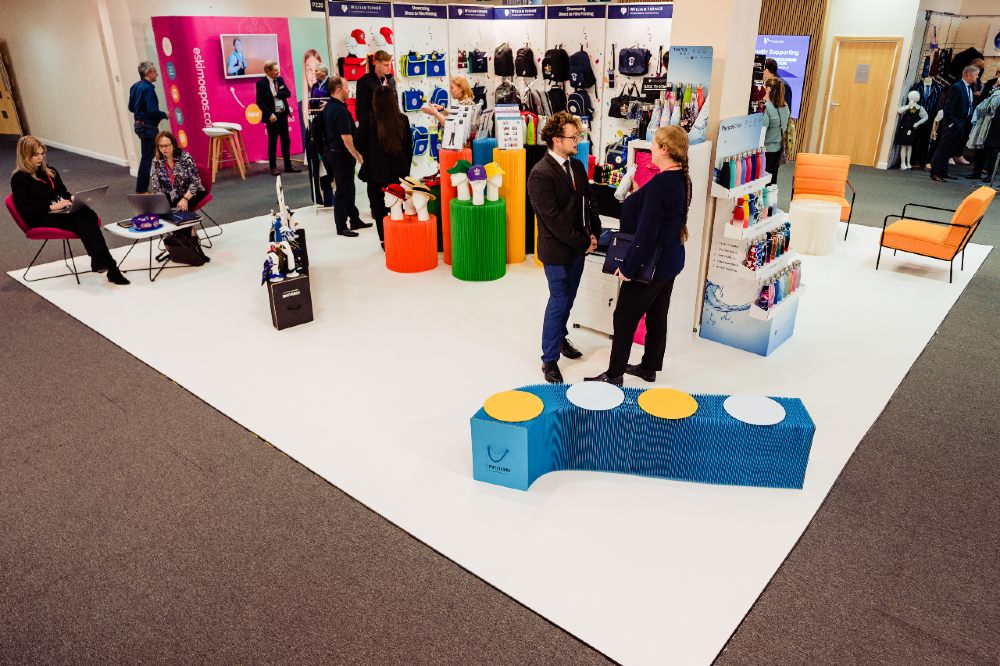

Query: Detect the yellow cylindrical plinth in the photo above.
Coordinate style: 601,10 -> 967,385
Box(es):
493,148 -> 526,264
439,148 -> 472,266
533,216 -> 542,267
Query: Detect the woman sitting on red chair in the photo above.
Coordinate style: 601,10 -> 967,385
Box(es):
10,135 -> 129,285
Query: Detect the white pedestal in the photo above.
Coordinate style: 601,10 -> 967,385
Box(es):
789,199 -> 841,256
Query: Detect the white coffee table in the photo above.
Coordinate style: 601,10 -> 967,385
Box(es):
104,217 -> 203,282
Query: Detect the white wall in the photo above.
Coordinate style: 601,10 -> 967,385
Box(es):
1,0 -> 129,164
807,0 -> 924,168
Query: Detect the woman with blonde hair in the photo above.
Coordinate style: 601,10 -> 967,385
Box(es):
421,75 -> 475,124
10,136 -> 129,285
587,125 -> 690,385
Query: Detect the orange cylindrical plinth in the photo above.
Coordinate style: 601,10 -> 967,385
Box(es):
533,216 -> 543,267
439,147 -> 472,265
384,214 -> 438,273
493,148 -> 526,264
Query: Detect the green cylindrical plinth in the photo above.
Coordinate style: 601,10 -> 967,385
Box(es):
450,199 -> 507,282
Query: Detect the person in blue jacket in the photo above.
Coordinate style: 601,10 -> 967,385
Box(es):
127,62 -> 168,193
587,125 -> 691,386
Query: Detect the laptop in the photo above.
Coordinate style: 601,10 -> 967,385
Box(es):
51,185 -> 109,214
127,193 -> 199,225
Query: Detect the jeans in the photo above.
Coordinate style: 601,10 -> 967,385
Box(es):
541,254 -> 585,363
136,134 -> 155,193
607,278 -> 675,378
326,153 -> 360,231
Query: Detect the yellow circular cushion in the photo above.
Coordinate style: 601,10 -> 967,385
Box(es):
483,390 -> 544,423
637,388 -> 699,420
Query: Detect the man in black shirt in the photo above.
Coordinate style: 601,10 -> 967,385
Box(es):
354,50 -> 396,126
321,76 -> 371,236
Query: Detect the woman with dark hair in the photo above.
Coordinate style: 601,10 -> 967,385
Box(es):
763,77 -> 790,185
356,85 -> 412,247
10,136 -> 129,284
150,131 -> 207,212
587,126 -> 691,385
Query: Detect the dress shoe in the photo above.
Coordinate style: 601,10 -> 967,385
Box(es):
625,364 -> 656,382
930,175 -> 946,182
584,372 -> 623,386
337,228 -> 359,237
542,361 -> 563,384
560,337 -> 583,359
269,168 -> 281,176
284,166 -> 302,173
350,220 -> 374,230
106,267 -> 130,285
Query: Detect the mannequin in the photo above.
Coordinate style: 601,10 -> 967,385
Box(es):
895,90 -> 929,170
411,191 -> 432,222
484,162 -> 504,201
382,183 -> 406,220
909,76 -> 942,168
467,165 -> 487,205
446,159 -> 473,201
400,176 -> 423,216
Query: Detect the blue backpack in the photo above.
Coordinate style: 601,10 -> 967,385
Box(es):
403,52 -> 427,78
427,52 -> 446,77
430,86 -> 448,108
567,90 -> 594,117
402,88 -> 425,112
411,125 -> 429,156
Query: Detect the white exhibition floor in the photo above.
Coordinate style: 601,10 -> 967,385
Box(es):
11,205 -> 991,666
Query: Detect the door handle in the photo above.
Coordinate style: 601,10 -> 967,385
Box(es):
830,102 -> 840,107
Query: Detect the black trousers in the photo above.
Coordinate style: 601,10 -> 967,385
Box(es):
930,122 -> 967,176
325,153 -> 360,231
34,209 -> 114,267
765,150 -> 781,185
367,181 -> 391,242
607,278 -> 675,378
265,113 -> 292,169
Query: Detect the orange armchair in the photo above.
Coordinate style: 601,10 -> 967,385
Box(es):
791,153 -> 856,240
877,186 -> 994,283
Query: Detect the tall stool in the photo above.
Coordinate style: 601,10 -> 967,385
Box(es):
202,127 -> 245,183
211,122 -> 248,171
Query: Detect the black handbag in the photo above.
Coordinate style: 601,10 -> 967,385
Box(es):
618,47 -> 652,76
602,231 -> 659,283
609,83 -> 641,119
469,49 -> 488,74
163,231 -> 207,266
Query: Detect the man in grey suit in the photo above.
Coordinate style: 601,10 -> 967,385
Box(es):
527,112 -> 601,384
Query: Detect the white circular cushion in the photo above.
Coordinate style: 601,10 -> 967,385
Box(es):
723,395 -> 786,426
202,127 -> 232,137
566,382 -> 625,411
212,122 -> 243,131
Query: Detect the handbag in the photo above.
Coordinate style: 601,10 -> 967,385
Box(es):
403,51 -> 427,78
469,49 -> 488,74
609,83 -> 641,119
472,83 -> 488,111
163,231 -> 207,267
343,56 -> 367,81
605,136 -> 629,167
618,47 -> 652,76
602,232 -> 659,283
427,51 -> 446,77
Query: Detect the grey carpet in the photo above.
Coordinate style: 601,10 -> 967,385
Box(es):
1,137 -> 998,665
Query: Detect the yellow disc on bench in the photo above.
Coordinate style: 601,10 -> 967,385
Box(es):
484,390 -> 544,423
637,388 -> 699,420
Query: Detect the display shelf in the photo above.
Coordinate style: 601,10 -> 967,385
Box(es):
741,250 -> 797,283
711,174 -> 772,200
748,286 -> 804,321
723,212 -> 787,241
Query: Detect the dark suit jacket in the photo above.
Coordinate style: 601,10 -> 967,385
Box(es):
527,153 -> 600,265
618,170 -> 687,282
942,80 -> 974,130
354,73 -> 396,126
11,168 -> 71,227
255,76 -> 292,120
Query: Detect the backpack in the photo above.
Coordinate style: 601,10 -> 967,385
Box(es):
515,47 -> 537,78
427,51 -> 446,77
469,49 -> 489,74
495,81 -> 521,107
308,113 -> 326,156
402,51 -> 427,78
494,43 -> 514,77
568,50 -> 596,89
542,46 -> 570,82
567,90 -> 594,117
618,47 -> 652,76
430,86 -> 448,108
522,87 -> 549,116
402,88 -> 425,112
472,82 -> 488,111
547,84 -> 567,113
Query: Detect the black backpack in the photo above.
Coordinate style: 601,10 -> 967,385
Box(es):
515,47 -> 537,78
542,46 -> 570,82
494,43 -> 514,77
495,81 -> 521,107
469,49 -> 489,74
308,112 -> 326,155
547,84 -> 567,113
472,82 -> 488,111
567,89 -> 594,117
568,50 -> 596,90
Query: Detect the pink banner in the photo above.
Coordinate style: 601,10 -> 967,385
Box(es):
151,16 -> 302,167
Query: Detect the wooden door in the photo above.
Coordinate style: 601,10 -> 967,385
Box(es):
820,38 -> 901,166
0,56 -> 23,136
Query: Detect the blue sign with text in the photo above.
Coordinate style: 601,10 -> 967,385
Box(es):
328,1 -> 392,18
607,3 -> 673,19
448,5 -> 495,20
546,5 -> 607,20
393,3 -> 446,19
756,35 -> 811,118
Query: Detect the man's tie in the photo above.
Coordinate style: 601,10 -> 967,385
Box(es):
564,160 -> 575,189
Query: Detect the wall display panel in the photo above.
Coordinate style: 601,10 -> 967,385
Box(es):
545,5 -> 608,149
151,16 -> 302,165
327,2 -> 395,113
601,3 -> 672,159
393,3 -> 450,178
493,5 -> 547,112
448,6 -> 497,114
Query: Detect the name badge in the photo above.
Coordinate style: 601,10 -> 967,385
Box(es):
275,99 -> 286,113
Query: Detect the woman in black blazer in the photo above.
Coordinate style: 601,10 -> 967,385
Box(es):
10,136 -> 128,285
588,126 -> 690,385
355,85 -> 412,247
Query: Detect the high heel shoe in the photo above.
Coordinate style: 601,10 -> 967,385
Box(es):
107,267 -> 130,285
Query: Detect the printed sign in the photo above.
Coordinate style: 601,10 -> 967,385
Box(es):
448,5 -> 495,20
608,3 -> 673,19
495,6 -> 544,20
393,3 -> 446,19
546,5 -> 607,20
755,35 -> 811,118
328,1 -> 392,18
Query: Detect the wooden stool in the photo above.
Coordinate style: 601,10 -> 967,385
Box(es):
384,214 -> 438,273
211,122 -> 249,171
202,127 -> 245,183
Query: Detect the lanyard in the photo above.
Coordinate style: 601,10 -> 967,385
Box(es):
165,160 -> 175,186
